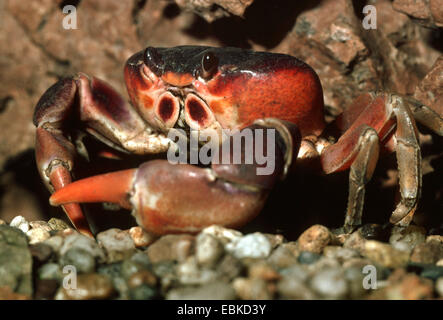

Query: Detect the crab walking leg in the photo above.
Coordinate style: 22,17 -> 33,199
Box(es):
33,74 -> 170,234
403,97 -> 443,136
344,127 -> 380,232
389,96 -> 422,225
50,121 -> 300,234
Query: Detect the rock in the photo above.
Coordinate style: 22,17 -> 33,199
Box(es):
43,235 -> 64,253
0,225 -> 33,296
47,218 -> 70,231
34,279 -> 58,300
27,227 -> 51,244
298,251 -> 321,264
177,257 -> 218,285
323,246 -> 360,262
55,274 -> 115,300
201,225 -> 243,245
166,281 -> 236,300
97,229 -> 136,263
0,286 -> 29,300
38,263 -> 62,281
147,234 -> 194,264
59,233 -> 106,263
263,233 -> 285,249
343,267 -> 367,299
394,0 -> 443,28
280,265 -> 310,283
410,240 -> 443,264
129,284 -> 157,300
310,268 -> 349,299
29,221 -> 52,232
29,243 -> 53,264
436,277 -> 443,297
419,265 -> 443,280
232,277 -> 273,300
297,225 -> 331,253
248,261 -> 281,281
121,259 -> 148,281
225,232 -> 272,259
60,248 -> 96,274
437,259 -> 443,267
358,224 -> 390,241
127,270 -> 157,288
277,276 -> 316,300
389,225 -> 426,251
343,230 -> 367,253
0,219 -> 5,225
9,215 -> 30,233
195,233 -> 224,268
129,226 -> 157,248
216,254 -> 243,281
363,240 -> 410,268
267,246 -> 297,269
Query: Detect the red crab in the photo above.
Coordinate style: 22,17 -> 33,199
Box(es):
33,46 -> 443,237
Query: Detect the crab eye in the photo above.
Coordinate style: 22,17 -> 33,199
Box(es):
200,51 -> 219,79
143,47 -> 164,76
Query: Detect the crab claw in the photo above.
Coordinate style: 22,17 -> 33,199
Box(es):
49,169 -> 136,210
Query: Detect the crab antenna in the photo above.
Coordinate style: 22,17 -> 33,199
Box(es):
49,169 -> 136,209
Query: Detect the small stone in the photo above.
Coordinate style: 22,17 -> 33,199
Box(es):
436,277 -> 443,297
379,269 -> 434,300
129,284 -> 157,300
177,257 -> 218,285
267,246 -> 297,269
0,286 -> 29,300
55,274 -> 115,300
426,235 -> 443,243
216,254 -> 243,281
278,278 -> 316,300
323,246 -> 360,262
280,265 -> 309,283
121,259 -> 147,280
344,267 -> 367,299
201,225 -> 243,245
97,229 -> 136,263
147,234 -> 194,263
38,263 -> 62,281
248,261 -> 281,281
127,270 -> 157,288
420,265 -> 443,280
195,233 -> 224,268
389,225 -> 426,251
27,228 -> 51,244
166,281 -> 236,300
0,219 -> 5,225
410,240 -> 443,264
437,259 -> 443,267
48,218 -> 70,231
29,221 -> 52,232
343,230 -> 367,253
9,215 -> 30,233
359,224 -> 390,241
43,235 -> 64,253
29,243 -> 53,263
263,233 -> 285,249
233,277 -> 273,300
310,268 -> 349,299
225,233 -> 272,259
363,240 -> 410,268
306,256 -> 341,272
298,251 -> 321,264
60,248 -> 96,274
297,225 -> 331,253
129,226 -> 157,248
59,233 -> 105,263
34,279 -> 58,300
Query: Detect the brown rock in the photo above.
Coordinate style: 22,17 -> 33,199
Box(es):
363,240 -> 410,268
0,286 -> 30,300
232,277 -> 274,300
128,270 -> 158,289
410,240 -> 443,264
414,56 -> 443,117
146,234 -> 194,264
55,274 -> 115,300
394,0 -> 443,27
297,225 -> 331,254
129,227 -> 157,248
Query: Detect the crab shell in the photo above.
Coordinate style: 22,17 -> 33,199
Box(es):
124,46 -> 325,138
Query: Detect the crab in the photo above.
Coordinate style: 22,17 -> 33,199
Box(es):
33,46 -> 443,237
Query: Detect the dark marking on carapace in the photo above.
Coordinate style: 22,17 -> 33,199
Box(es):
187,98 -> 207,125
158,97 -> 174,121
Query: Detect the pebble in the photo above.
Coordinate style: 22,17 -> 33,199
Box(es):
377,269 -> 434,300
55,274 -> 115,300
38,263 -> 62,281
248,261 -> 281,281
29,243 -> 53,264
323,246 -> 360,262
343,230 -> 367,253
195,233 -> 224,268
60,248 -> 96,274
419,265 -> 443,280
201,225 -> 242,245
59,233 -> 106,263
29,221 -> 52,232
436,277 -> 443,297
34,279 -> 59,300
389,225 -> 426,251
166,281 -> 236,300
267,246 -> 297,269
129,284 -> 157,300
233,277 -> 273,300
343,267 -> 367,299
298,251 -> 321,264
277,277 -> 316,300
0,219 -> 5,225
97,228 -> 136,263
0,225 -> 33,296
225,233 -> 272,259
216,254 -> 243,281
48,218 -> 70,231
9,215 -> 30,233
177,256 -> 218,285
147,234 -> 194,263
297,225 -> 331,253
0,286 -> 29,300
280,265 -> 309,282
121,259 -> 147,280
410,240 -> 443,264
27,228 -> 51,244
310,268 -> 349,299
363,240 -> 409,268
128,270 -> 157,288
359,224 -> 390,241
43,236 -> 64,253
129,226 -> 157,248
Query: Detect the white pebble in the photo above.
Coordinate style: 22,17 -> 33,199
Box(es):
10,215 -> 30,233
27,228 -> 51,244
226,233 -> 272,259
436,277 -> 443,297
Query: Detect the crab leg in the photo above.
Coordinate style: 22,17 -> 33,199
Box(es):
33,74 -> 170,235
49,120 -> 301,235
